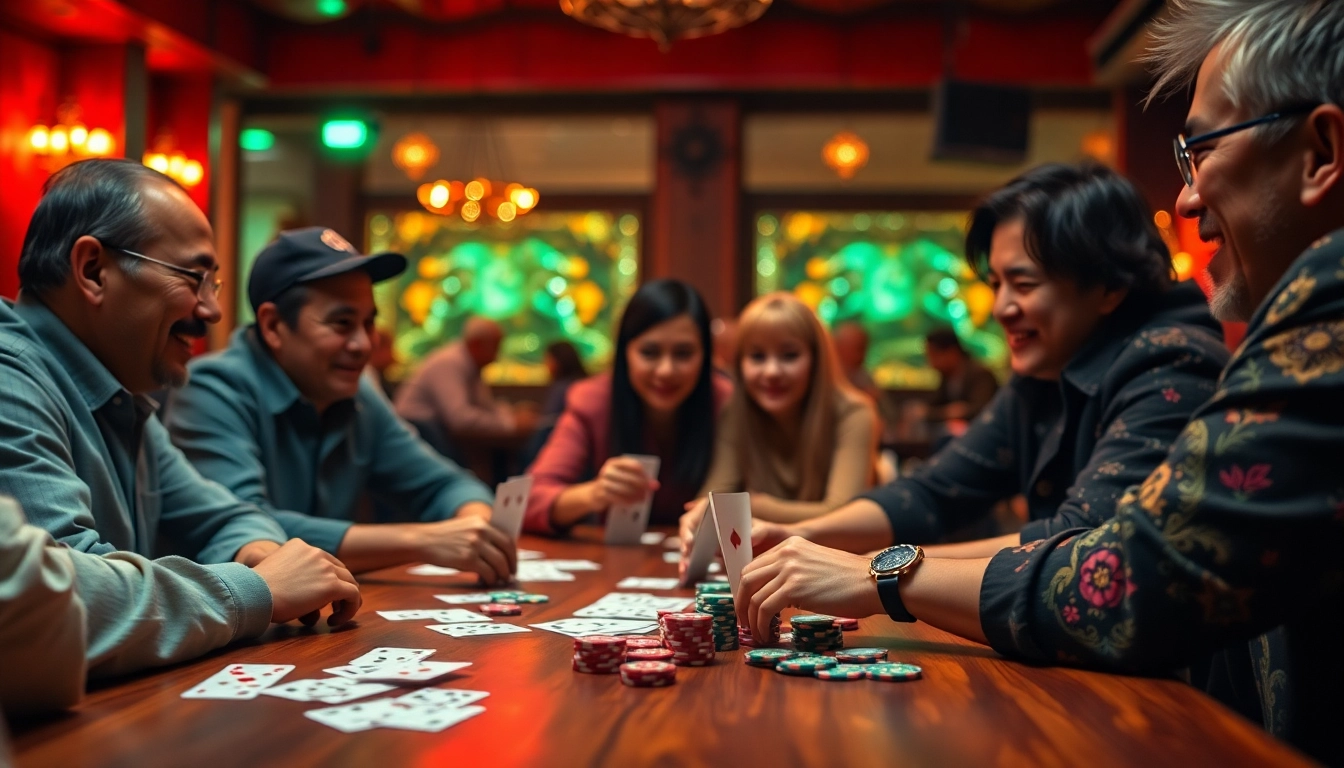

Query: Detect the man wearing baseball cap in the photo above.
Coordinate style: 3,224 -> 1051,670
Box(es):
166,227 -> 516,583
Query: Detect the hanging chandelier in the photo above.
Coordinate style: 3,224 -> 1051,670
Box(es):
143,133 -> 205,188
822,130 -> 869,180
559,0 -> 772,50
417,179 -> 538,223
26,102 -> 116,171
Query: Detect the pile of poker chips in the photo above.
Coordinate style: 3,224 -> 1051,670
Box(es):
739,615 -> 785,647
479,603 -> 521,616
694,586 -> 739,651
743,647 -> 922,682
789,615 -> 844,653
619,660 -> 677,688
485,590 -> 549,604
660,612 -> 716,666
572,635 -> 627,674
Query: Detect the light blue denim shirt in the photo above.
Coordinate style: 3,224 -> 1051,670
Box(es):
165,327 -> 494,554
0,297 -> 276,647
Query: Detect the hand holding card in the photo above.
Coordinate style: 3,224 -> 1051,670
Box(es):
604,455 -> 660,546
490,475 -> 533,542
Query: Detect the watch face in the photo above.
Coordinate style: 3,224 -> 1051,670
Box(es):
873,544 -> 919,574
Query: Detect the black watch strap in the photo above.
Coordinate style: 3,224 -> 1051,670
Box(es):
876,574 -> 916,623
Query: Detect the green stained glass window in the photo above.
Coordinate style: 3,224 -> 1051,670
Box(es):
755,211 -> 1006,389
367,210 -> 641,385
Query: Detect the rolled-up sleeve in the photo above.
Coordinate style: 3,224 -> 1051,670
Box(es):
858,388 -> 1020,543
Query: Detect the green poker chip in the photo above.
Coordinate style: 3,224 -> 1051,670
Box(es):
513,594 -> 549,604
696,583 -> 732,594
488,590 -> 524,600
815,664 -> 869,681
789,615 -> 836,627
866,663 -> 923,681
744,649 -> 796,667
835,648 -> 888,663
775,656 -> 838,675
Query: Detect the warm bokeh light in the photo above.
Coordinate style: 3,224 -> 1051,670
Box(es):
391,132 -> 439,180
429,183 -> 450,209
1154,210 -> 1172,229
497,202 -> 517,222
49,128 -> 68,153
27,126 -> 49,151
180,160 -> 204,186
822,131 -> 869,180
84,129 -> 113,156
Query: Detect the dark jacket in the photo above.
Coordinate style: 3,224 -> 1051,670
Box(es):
979,227 -> 1344,767
862,280 -> 1228,543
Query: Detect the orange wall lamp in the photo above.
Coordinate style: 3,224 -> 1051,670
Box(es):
27,103 -> 116,171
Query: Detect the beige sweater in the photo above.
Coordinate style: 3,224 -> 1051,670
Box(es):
699,393 -> 878,522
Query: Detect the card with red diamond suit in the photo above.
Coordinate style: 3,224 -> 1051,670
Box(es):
709,491 -> 753,594
180,663 -> 295,700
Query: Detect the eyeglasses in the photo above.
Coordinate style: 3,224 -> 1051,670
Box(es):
107,246 -> 224,300
1173,104 -> 1317,187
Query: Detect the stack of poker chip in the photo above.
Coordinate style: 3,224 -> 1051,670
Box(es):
694,588 -> 739,651
743,648 -> 796,668
789,615 -> 844,653
660,612 -> 716,666
572,635 -> 627,674
738,614 -> 784,647
774,654 -> 837,676
619,660 -> 677,687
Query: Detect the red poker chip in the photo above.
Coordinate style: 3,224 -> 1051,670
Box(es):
626,648 -> 675,662
625,638 -> 665,649
622,661 -> 676,674
833,617 -> 860,631
574,635 -> 627,647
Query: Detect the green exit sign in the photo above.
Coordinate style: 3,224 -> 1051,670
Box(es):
321,119 -> 369,149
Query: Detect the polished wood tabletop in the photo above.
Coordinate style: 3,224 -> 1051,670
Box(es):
11,528 -> 1311,768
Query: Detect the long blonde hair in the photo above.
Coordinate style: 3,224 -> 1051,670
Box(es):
731,293 -> 868,501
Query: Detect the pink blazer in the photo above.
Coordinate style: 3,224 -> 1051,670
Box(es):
523,373 -> 733,535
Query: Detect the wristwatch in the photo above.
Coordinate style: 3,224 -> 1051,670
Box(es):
869,544 -> 924,623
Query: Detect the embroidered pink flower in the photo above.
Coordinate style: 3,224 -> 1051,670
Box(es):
1162,387 -> 1180,403
1062,605 -> 1080,624
1219,464 -> 1273,496
1078,549 -> 1126,609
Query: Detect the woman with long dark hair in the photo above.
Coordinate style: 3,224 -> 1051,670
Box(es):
523,279 -> 731,534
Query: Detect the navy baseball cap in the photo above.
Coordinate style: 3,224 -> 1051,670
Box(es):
247,227 -> 407,313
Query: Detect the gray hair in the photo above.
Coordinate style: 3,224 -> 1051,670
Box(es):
18,159 -> 178,295
1144,0 -> 1344,141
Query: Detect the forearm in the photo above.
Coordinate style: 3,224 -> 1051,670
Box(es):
752,494 -> 842,524
922,534 -> 1021,560
551,483 -> 601,528
793,499 -> 895,553
897,556 -> 991,645
334,524 -> 422,573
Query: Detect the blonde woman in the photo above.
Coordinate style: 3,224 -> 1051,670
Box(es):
680,293 -> 878,539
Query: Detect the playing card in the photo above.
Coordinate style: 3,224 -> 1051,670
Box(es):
517,549 -> 545,560
427,622 -> 532,638
710,492 -> 753,594
434,592 -> 496,605
305,699 -> 401,733
617,576 -> 680,590
572,593 -> 692,620
514,561 -> 576,582
678,500 -> 719,586
394,688 -> 490,708
324,661 -> 471,683
529,618 -> 660,638
377,609 -> 492,623
640,531 -> 667,546
377,703 -> 486,733
406,564 -> 461,576
260,678 -> 395,704
490,475 -> 532,541
604,455 -> 660,545
181,663 -> 294,700
539,559 -> 601,571
348,647 -> 435,667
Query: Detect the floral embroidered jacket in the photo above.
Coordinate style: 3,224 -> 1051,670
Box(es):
861,281 -> 1228,544
979,229 -> 1344,766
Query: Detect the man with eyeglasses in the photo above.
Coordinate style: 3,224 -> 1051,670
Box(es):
733,1 -> 1343,762
0,159 -> 363,689
164,228 -> 517,583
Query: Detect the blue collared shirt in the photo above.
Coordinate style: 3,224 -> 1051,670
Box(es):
165,327 -> 494,554
0,296 -> 288,563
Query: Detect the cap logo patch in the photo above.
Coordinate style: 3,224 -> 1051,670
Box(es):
320,229 -> 356,253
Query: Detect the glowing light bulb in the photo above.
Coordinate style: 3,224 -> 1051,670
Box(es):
464,180 -> 485,201
146,153 -> 170,173
85,129 -> 113,156
461,200 -> 481,222
49,127 -> 69,154
429,183 -> 450,209
513,188 -> 537,210
497,202 -> 517,222
28,126 -> 50,151
69,124 -> 88,148
181,160 -> 204,187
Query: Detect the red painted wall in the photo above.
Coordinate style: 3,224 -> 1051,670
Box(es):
149,74 -> 214,213
0,30 -> 59,299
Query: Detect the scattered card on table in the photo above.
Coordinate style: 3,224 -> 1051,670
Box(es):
377,609 -> 491,623
514,561 -> 576,582
305,699 -> 400,733
394,688 -> 490,708
427,622 -> 532,638
572,592 -> 692,620
377,703 -> 486,733
710,492 -> 753,594
529,618 -> 660,638
181,663 -> 294,700
490,475 -> 533,541
406,564 -> 461,577
617,576 -> 680,590
604,454 -> 660,545
517,549 -> 545,560
348,647 -> 435,667
434,593 -> 496,605
325,661 -> 471,683
540,559 -> 601,571
639,531 -> 666,546
260,678 -> 395,704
